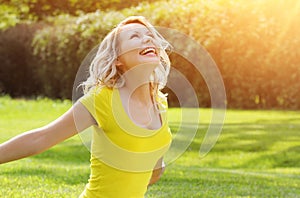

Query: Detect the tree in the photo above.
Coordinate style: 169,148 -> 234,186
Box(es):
0,0 -> 159,21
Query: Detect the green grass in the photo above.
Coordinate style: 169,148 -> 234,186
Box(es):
0,96 -> 299,197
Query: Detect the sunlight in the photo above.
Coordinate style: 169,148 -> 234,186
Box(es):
266,0 -> 300,62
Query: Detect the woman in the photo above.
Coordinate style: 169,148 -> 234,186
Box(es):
0,16 -> 172,197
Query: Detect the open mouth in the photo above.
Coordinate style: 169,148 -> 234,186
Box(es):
139,47 -> 157,56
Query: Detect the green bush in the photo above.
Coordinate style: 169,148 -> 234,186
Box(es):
134,0 -> 300,109
32,12 -> 125,98
0,0 -> 161,23
1,0 -> 300,109
0,23 -> 44,97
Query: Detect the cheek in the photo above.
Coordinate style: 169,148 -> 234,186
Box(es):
119,39 -> 138,53
118,50 -> 140,67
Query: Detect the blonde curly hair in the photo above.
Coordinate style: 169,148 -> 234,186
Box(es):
81,16 -> 171,103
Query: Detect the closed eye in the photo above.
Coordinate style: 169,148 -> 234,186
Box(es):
130,33 -> 139,39
147,33 -> 155,38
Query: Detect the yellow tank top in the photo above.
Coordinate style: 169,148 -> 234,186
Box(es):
78,87 -> 172,198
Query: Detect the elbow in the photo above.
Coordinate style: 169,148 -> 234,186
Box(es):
148,166 -> 165,186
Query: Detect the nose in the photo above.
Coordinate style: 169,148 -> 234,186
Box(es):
142,35 -> 153,44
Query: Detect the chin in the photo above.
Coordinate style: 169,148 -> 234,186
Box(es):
138,56 -> 160,65
139,61 -> 160,70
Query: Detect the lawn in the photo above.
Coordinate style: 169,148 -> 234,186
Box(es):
0,96 -> 299,197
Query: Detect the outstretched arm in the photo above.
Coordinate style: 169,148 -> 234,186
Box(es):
148,157 -> 166,186
0,101 -> 95,164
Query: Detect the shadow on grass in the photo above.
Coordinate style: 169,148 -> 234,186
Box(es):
147,164 -> 300,197
168,118 -> 300,169
1,165 -> 89,185
239,145 -> 300,168
1,140 -> 90,185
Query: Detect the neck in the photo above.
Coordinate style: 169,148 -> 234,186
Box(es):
122,82 -> 152,104
120,64 -> 155,103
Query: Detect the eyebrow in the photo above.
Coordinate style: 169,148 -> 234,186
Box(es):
130,30 -> 153,35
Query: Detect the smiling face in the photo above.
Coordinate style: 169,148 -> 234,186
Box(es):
117,23 -> 160,72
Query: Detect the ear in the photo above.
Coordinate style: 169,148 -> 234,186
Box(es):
115,58 -> 125,74
115,58 -> 123,67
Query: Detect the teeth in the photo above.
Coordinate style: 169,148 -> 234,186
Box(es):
140,47 -> 156,55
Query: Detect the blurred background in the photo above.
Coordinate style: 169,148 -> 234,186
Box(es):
0,0 -> 299,109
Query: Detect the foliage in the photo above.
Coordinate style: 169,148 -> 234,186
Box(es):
0,23 -> 44,97
0,0 -> 300,109
0,0 -> 160,25
0,4 -> 21,30
131,0 -> 300,109
31,12 -> 125,99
